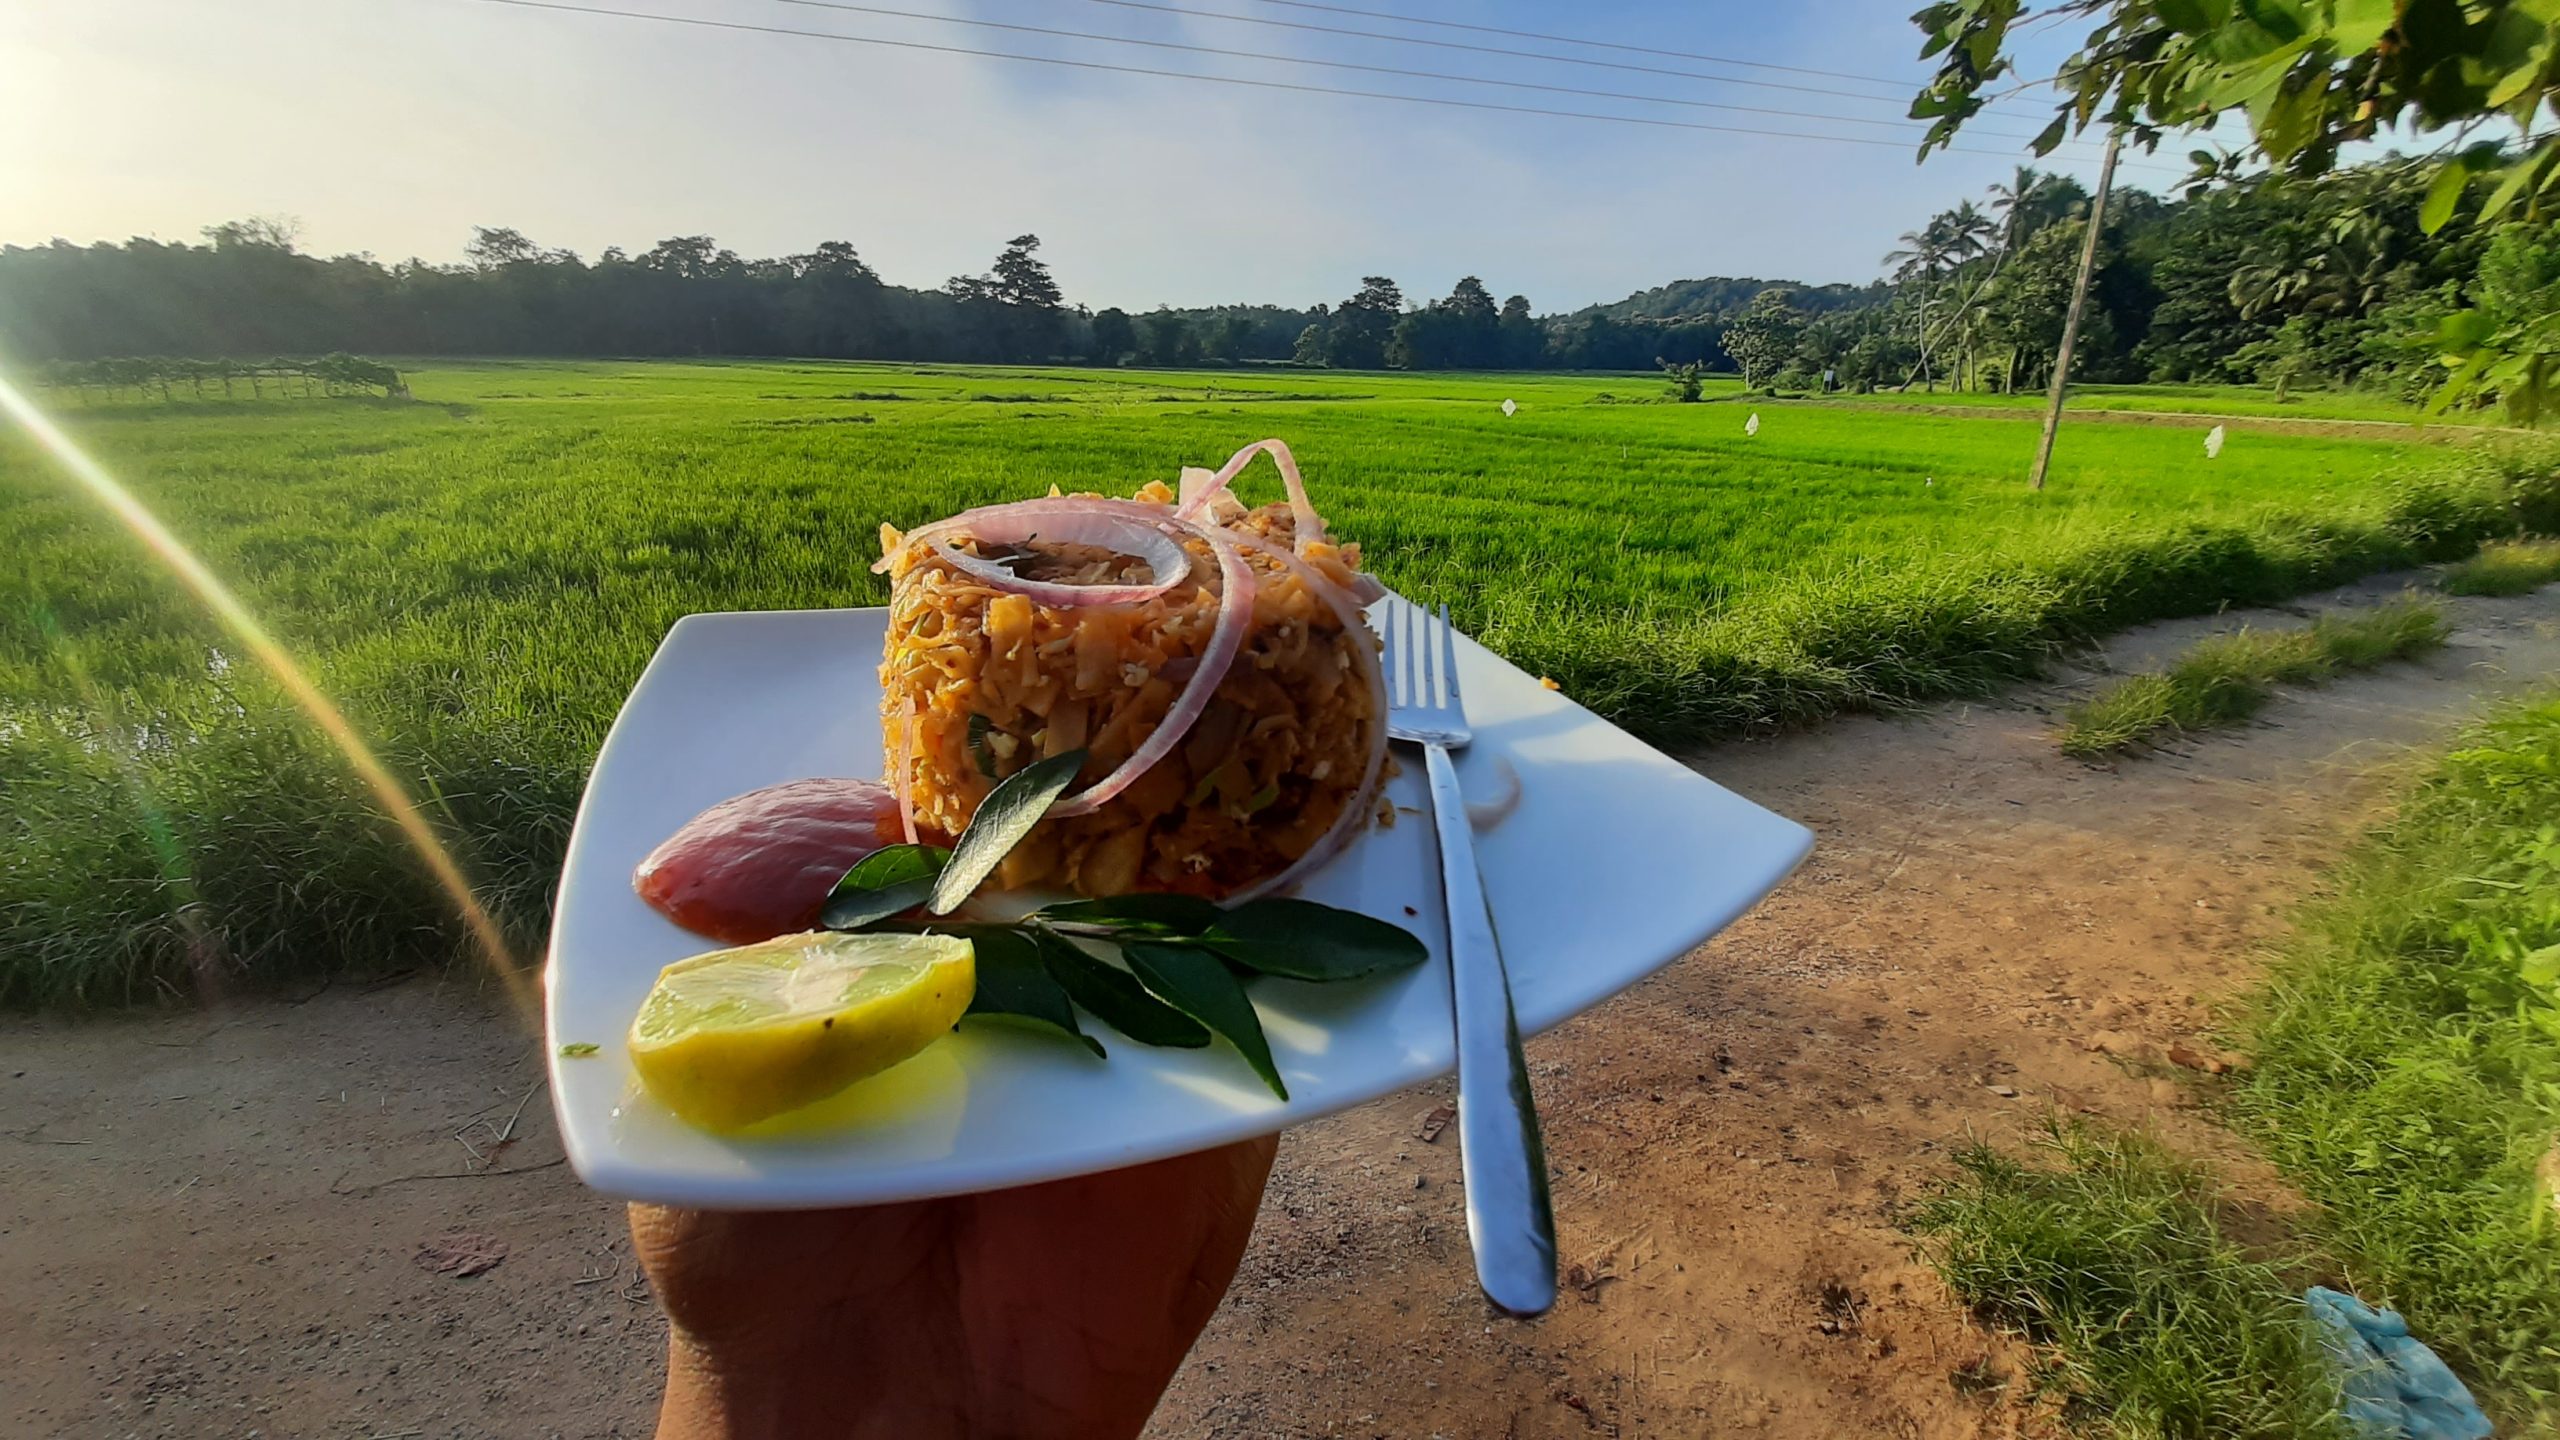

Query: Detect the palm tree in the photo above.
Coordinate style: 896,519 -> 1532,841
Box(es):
1887,205 -> 1999,390
1885,227 -> 1952,389
1941,201 -> 1998,264
1987,167 -> 2067,255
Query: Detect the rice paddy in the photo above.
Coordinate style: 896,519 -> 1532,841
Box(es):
1,358 -> 2539,1005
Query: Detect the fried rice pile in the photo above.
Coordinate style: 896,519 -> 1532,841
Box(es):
876,440 -> 1388,899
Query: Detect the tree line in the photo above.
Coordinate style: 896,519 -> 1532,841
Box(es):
0,159 -> 2539,404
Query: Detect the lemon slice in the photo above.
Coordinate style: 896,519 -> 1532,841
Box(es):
628,931 -> 975,1132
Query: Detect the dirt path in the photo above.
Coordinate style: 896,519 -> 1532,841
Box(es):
8,577 -> 2558,1440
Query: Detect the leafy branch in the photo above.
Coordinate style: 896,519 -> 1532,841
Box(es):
818,748 -> 1426,1098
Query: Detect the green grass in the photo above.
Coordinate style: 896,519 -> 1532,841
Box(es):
2441,537 -> 2560,596
2231,693 -> 2560,1424
1905,1118 -> 2345,1439
0,358 -> 2550,1006
1922,695 -> 2560,1432
2057,599 -> 2451,757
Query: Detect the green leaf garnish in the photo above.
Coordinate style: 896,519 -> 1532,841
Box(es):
558,1042 -> 600,1058
962,926 -> 1104,1059
1031,928 -> 1210,1048
820,842 -> 950,929
1201,897 -> 1431,982
801,741 -> 1424,1096
1123,941 -> 1287,1099
1036,893 -> 1224,935
930,748 -> 1087,914
966,712 -> 1000,779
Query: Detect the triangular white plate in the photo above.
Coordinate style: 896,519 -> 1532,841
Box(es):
547,599 -> 1812,1207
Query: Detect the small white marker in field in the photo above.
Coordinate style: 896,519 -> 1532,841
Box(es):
2205,424 -> 2226,459
1745,412 -> 1761,437
1926,476 -> 1934,488
1501,398 -> 1517,417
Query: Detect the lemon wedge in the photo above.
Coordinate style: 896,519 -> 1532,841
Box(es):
628,931 -> 975,1132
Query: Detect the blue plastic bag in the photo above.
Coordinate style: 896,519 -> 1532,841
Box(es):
2305,1286 -> 2493,1439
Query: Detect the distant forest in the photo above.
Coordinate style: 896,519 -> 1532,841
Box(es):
0,156 -> 2530,396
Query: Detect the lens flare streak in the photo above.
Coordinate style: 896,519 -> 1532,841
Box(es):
0,372 -> 531,1016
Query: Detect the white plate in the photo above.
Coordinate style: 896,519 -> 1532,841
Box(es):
547,601 -> 1812,1208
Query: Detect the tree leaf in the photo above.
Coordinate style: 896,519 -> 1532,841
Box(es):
1032,929 -> 1211,1047
820,843 -> 949,929
1123,942 -> 1287,1098
2153,0 -> 2215,34
2419,155 -> 2472,234
1036,893 -> 1225,935
1199,898 -> 1430,982
2251,62 -> 2327,160
929,747 -> 1087,914
961,926 -> 1104,1058
2324,0 -> 2396,55
2435,308 -> 2497,354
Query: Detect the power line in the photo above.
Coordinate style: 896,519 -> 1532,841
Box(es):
437,0 -> 2179,175
765,0 -> 2054,143
440,0 -> 2040,155
1240,0 -> 1918,93
1069,0 -> 1947,109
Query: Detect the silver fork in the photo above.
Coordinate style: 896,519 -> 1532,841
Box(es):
1382,599 -> 1557,1317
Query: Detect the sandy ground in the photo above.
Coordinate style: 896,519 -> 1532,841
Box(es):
7,575 -> 2557,1440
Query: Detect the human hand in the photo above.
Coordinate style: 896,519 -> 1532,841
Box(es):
631,1135 -> 1277,1440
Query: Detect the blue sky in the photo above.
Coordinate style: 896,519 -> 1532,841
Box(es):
1,0 -> 2189,312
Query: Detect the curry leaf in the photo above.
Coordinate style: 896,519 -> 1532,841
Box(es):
929,747 -> 1087,914
1124,942 -> 1287,1098
1036,893 -> 1225,935
1200,898 -> 1431,982
820,843 -> 949,930
967,712 -> 1000,779
961,926 -> 1104,1059
1031,928 -> 1211,1048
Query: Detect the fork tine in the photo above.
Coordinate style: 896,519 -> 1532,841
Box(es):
1438,603 -> 1461,709
1392,597 -> 1413,702
1413,594 -> 1433,707
1400,600 -> 1419,707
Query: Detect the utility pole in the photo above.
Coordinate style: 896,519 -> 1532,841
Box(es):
2028,131 -> 2121,492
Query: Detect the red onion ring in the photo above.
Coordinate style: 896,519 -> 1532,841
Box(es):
1173,439 -> 1327,554
1217,528 -> 1391,903
929,508 -> 1191,609
891,693 -> 919,845
873,496 -> 1176,576
1048,523 -> 1255,818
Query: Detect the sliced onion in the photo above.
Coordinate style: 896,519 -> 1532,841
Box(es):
874,496 -> 1176,575
928,508 -> 1192,609
1173,439 -> 1327,554
1217,528 -> 1391,903
891,693 -> 919,845
1049,523 -> 1255,819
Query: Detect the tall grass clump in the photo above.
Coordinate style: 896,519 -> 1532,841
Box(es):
1905,1118 -> 2344,1440
2057,599 -> 2448,757
2232,693 -> 2560,1423
2441,537 -> 2560,597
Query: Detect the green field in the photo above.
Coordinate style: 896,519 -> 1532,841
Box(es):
3,359 -> 2547,1006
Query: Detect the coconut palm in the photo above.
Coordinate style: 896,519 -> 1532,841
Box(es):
1986,167 -> 2078,255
